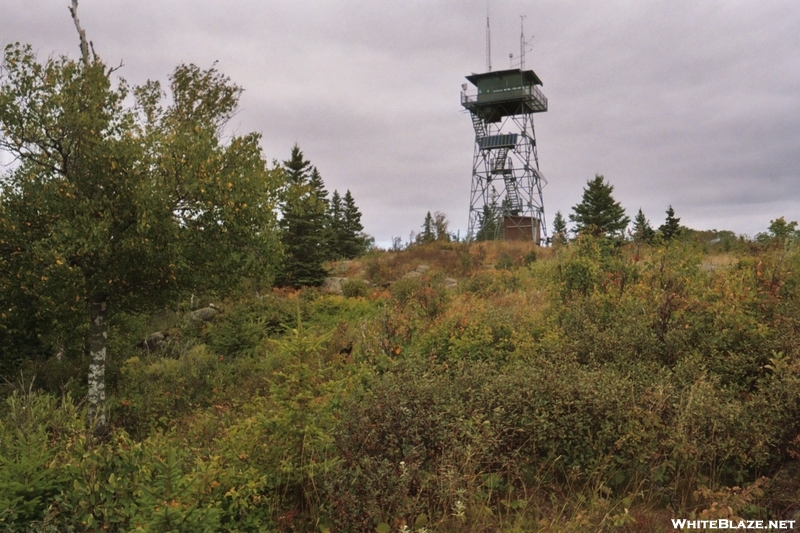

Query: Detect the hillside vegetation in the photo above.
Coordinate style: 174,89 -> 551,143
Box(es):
3,236 -> 800,532
2,10 -> 800,530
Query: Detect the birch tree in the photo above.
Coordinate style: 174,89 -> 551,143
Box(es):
0,2 -> 281,433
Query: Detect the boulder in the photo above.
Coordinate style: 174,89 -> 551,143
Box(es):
188,307 -> 218,324
136,331 -> 167,352
402,263 -> 432,279
321,277 -> 348,295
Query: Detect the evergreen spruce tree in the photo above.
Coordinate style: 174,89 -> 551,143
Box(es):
418,211 -> 436,244
309,167 -> 329,210
552,210 -> 568,245
476,203 -> 500,241
632,208 -> 655,243
284,143 -> 312,186
340,190 -> 370,258
659,205 -> 681,241
327,190 -> 345,258
569,175 -> 630,238
277,145 -> 329,287
308,167 -> 333,258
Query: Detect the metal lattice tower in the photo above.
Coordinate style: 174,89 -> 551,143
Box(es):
461,68 -> 548,243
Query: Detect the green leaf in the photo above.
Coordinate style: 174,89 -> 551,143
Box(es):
376,523 -> 391,533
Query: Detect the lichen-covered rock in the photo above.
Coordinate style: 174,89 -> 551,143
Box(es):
188,307 -> 217,324
322,277 -> 348,294
136,331 -> 167,351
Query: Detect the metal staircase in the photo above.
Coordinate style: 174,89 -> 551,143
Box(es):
491,147 -> 510,173
503,174 -> 522,213
471,113 -> 487,139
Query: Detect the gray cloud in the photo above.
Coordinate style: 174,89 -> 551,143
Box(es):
2,0 -> 798,242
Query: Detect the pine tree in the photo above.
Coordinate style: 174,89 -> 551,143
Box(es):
309,167 -> 329,211
552,210 -> 568,245
476,203 -> 500,241
284,143 -> 312,187
327,190 -> 345,258
659,205 -> 681,241
632,208 -> 655,243
276,145 -> 329,287
418,211 -> 436,244
308,167 -> 333,258
569,175 -> 630,238
340,190 -> 370,258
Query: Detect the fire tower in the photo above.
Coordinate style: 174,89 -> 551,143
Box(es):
461,67 -> 548,243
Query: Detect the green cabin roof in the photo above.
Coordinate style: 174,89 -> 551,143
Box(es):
466,68 -> 543,87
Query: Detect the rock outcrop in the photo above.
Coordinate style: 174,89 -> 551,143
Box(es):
321,277 -> 348,295
188,306 -> 218,324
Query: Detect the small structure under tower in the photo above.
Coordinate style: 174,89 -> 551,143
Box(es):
461,66 -> 548,243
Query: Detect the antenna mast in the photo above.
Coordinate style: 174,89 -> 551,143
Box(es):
486,16 -> 492,72
519,15 -> 527,71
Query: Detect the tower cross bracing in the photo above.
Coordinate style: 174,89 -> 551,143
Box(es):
461,68 -> 548,243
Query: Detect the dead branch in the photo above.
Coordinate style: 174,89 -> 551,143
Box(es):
107,59 -> 125,76
68,0 -> 90,65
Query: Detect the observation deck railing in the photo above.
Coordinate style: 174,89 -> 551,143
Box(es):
461,84 -> 548,112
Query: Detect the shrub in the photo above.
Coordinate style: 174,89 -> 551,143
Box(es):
5,240 -> 800,530
462,270 -> 522,297
0,391 -> 84,527
341,279 -> 370,298
523,249 -> 537,266
322,350 -> 800,528
413,294 -> 541,364
391,275 -> 450,320
495,251 -> 514,270
202,293 -> 298,358
114,346 -> 222,437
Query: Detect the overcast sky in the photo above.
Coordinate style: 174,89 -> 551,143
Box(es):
2,1 -> 799,244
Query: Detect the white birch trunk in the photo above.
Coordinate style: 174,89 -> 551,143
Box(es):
88,299 -> 108,434
69,1 -> 106,435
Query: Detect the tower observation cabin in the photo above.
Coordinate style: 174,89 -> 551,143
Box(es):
462,67 -> 548,243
